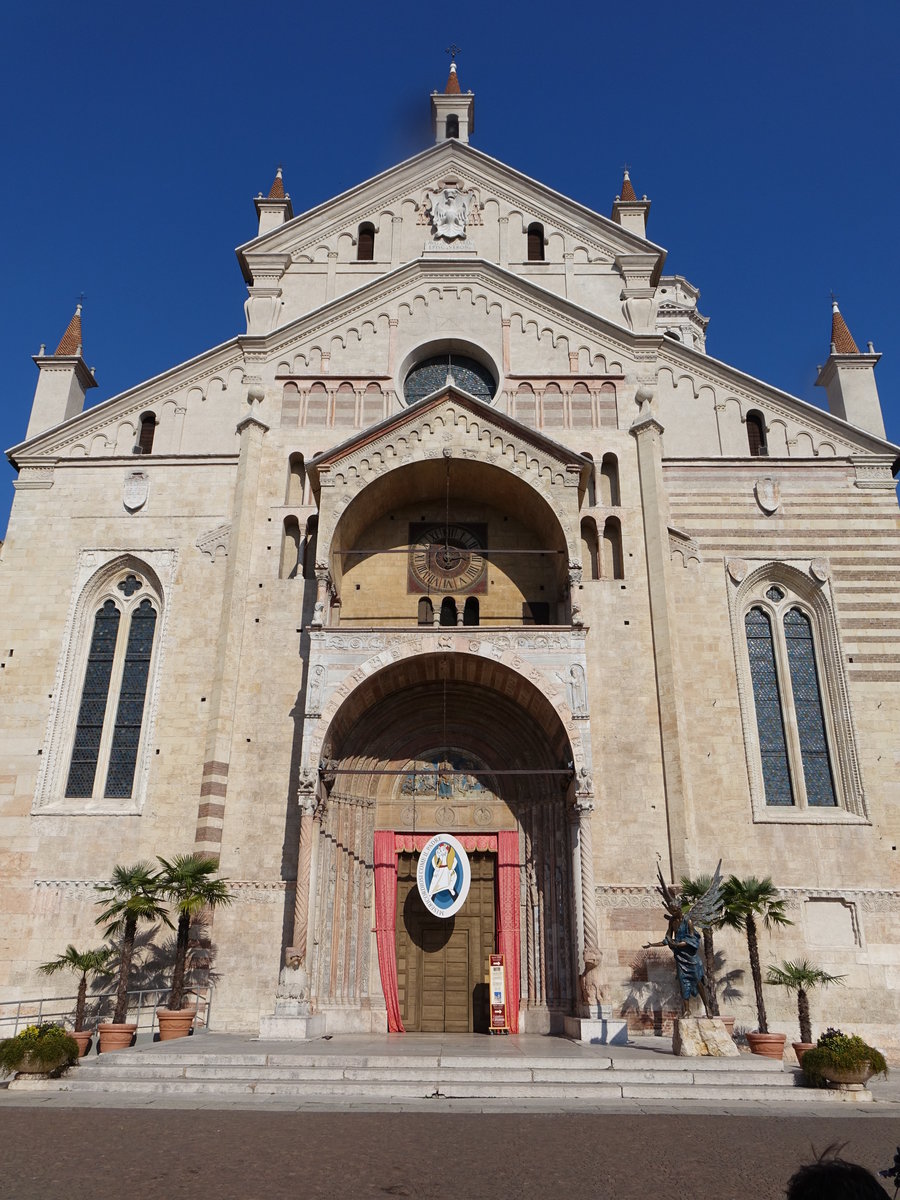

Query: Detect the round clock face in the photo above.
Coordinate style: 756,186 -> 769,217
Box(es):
410,524 -> 486,593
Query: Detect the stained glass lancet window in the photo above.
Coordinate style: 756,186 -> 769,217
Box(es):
784,608 -> 837,807
744,606 -> 794,806
65,600 -> 121,798
104,599 -> 157,798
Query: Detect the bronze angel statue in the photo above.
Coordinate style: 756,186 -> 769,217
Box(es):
644,860 -> 724,1016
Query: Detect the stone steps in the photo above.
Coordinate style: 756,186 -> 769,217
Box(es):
14,1041 -> 844,1104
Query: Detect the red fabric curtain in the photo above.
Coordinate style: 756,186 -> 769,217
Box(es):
496,830 -> 521,1033
373,830 -> 404,1033
393,833 -> 497,854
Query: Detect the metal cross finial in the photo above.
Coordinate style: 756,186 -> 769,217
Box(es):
830,289 -> 838,305
446,44 -> 461,60
622,162 -> 630,173
77,292 -> 85,306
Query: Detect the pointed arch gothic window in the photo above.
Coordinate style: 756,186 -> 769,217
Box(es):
64,571 -> 160,801
731,566 -> 864,822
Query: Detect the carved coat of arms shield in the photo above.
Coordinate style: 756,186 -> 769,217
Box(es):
754,476 -> 780,515
123,470 -> 149,512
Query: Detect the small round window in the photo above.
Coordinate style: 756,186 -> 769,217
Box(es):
403,354 -> 496,406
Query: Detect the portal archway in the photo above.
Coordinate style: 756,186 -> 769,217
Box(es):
305,652 -> 583,1034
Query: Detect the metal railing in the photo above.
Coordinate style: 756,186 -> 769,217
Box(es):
0,985 -> 213,1038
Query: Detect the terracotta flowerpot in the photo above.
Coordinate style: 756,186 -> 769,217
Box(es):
719,1017 -> 736,1038
70,1029 -> 93,1057
157,1008 -> 195,1041
97,1022 -> 137,1053
792,1041 -> 814,1065
746,1031 -> 786,1059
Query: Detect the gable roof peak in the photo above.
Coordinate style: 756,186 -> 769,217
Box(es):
830,298 -> 860,355
54,302 -> 84,357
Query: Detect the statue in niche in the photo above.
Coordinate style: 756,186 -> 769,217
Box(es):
431,188 -> 469,240
644,860 -> 723,1017
559,664 -> 587,716
307,664 -> 326,713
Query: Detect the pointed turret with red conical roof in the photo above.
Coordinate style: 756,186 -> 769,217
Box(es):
816,298 -> 884,437
254,164 -> 293,236
432,51 -> 474,143
26,301 -> 97,440
611,166 -> 650,239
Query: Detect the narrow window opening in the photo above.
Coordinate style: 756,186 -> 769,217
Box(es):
523,601 -> 550,626
600,454 -> 620,506
581,519 -> 600,581
463,597 -> 479,626
747,410 -> 769,457
745,606 -> 794,806
527,222 -> 545,262
445,114 -> 459,139
417,597 -> 434,626
281,517 -> 301,579
65,600 -> 121,797
302,516 -> 319,581
104,599 -> 157,798
357,222 -> 375,262
286,454 -> 305,505
583,453 -> 596,506
783,608 -> 837,807
137,413 -> 156,455
602,517 -> 624,579
439,598 -> 458,627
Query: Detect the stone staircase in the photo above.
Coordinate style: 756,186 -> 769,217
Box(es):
8,1035 -> 855,1105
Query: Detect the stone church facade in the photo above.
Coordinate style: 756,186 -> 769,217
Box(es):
2,65 -> 899,1046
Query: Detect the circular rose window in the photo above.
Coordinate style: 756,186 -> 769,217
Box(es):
403,354 -> 496,406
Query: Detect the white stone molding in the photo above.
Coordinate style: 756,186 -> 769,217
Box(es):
314,397 -> 584,569
668,525 -> 702,568
301,627 -> 591,784
195,523 -> 231,561
851,456 -> 899,490
725,558 -> 867,824
13,466 -> 54,490
32,549 -> 177,816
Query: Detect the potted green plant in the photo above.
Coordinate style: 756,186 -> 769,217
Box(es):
765,959 -> 845,1064
801,1027 -> 887,1089
38,944 -> 114,1056
95,862 -> 171,1052
0,1023 -> 79,1079
155,853 -> 232,1040
720,875 -> 792,1058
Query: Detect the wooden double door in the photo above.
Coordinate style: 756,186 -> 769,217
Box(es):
396,851 -> 495,1033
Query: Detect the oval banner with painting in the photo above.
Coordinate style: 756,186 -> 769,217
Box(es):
416,833 -> 471,919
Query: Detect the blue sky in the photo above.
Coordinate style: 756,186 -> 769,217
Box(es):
2,1 -> 898,530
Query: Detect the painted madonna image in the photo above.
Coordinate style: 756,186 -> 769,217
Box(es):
644,860 -> 723,1016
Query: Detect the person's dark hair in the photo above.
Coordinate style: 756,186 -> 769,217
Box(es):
786,1144 -> 887,1199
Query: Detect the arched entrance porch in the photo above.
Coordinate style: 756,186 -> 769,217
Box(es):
291,651 -> 599,1035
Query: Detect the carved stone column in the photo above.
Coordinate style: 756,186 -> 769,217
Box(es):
311,568 -> 330,628
287,768 -> 318,965
574,792 -> 600,966
568,561 -> 584,627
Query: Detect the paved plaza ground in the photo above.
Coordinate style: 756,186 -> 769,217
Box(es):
1,1108 -> 899,1199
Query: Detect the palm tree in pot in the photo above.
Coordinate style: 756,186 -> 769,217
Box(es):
95,862 -> 171,1051
766,959 -> 844,1063
38,945 -> 113,1055
156,853 -> 232,1039
720,875 -> 792,1057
